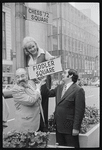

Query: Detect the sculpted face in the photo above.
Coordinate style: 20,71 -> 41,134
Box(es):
15,68 -> 28,85
25,41 -> 38,56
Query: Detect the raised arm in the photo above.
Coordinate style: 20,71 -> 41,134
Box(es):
41,83 -> 57,98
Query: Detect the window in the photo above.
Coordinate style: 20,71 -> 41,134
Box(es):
62,19 -> 66,34
68,36 -> 70,47
48,23 -> 52,36
53,20 -> 57,35
48,37 -> 52,51
78,41 -> 80,52
76,57 -> 78,69
57,3 -> 60,18
62,4 -> 65,19
52,35 -> 58,51
80,42 -> 83,53
2,12 -> 6,59
81,57 -> 84,69
73,56 -> 74,69
70,37 -> 72,49
58,19 -> 61,34
58,35 -> 61,50
69,54 -> 71,68
65,55 -> 67,69
67,22 -> 70,35
52,4 -> 57,19
64,35 -> 67,50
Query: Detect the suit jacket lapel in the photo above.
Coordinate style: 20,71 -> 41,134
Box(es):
58,83 -> 75,105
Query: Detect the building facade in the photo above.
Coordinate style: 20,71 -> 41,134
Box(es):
2,3 -> 99,84
2,3 -> 13,84
47,3 -> 99,78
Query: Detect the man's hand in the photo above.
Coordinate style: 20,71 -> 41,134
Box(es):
72,129 -> 79,136
36,77 -> 46,90
20,82 -> 29,88
40,77 -> 46,86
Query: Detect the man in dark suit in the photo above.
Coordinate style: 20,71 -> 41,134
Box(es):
41,69 -> 85,148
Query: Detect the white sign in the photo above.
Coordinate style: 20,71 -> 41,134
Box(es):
26,6 -> 52,24
28,57 -> 62,79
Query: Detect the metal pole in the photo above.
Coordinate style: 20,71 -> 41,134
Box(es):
15,3 -> 25,68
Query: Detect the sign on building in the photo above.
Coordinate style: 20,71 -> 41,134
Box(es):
3,65 -> 12,73
27,57 -> 62,79
26,6 -> 52,24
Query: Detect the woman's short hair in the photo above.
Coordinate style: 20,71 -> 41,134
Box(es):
22,36 -> 39,55
68,69 -> 78,83
22,36 -> 37,49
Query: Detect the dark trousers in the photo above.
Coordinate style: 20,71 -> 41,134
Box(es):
56,130 -> 80,148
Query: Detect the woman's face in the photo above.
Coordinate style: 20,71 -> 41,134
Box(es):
26,41 -> 38,56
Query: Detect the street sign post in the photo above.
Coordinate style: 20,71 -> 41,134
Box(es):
25,6 -> 52,24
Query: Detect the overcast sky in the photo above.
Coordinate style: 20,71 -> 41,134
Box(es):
69,3 -> 99,26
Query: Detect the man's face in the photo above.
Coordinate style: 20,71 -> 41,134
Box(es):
61,69 -> 73,83
62,70 -> 69,82
16,69 -> 28,85
25,41 -> 38,56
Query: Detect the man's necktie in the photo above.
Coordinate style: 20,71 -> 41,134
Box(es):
61,84 -> 67,98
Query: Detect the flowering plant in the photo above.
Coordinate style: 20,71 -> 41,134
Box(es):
80,106 -> 100,133
3,130 -> 49,148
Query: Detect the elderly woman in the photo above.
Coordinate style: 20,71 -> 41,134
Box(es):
22,36 -> 55,131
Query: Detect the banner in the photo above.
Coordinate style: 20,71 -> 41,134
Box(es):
28,56 -> 62,79
26,6 -> 52,24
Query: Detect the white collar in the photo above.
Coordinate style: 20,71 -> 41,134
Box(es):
65,82 -> 73,90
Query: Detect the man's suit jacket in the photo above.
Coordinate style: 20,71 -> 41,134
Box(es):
12,81 -> 41,132
44,82 -> 85,134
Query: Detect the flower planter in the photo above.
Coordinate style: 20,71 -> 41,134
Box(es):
48,123 -> 100,148
79,123 -> 100,148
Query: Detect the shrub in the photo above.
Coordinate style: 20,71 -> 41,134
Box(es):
3,130 -> 49,148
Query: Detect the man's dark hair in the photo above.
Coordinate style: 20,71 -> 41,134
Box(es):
68,69 -> 78,83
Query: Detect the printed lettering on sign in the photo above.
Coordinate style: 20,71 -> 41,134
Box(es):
26,7 -> 52,24
27,57 -> 62,79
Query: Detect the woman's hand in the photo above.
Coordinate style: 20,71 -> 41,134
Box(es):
36,77 -> 46,90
